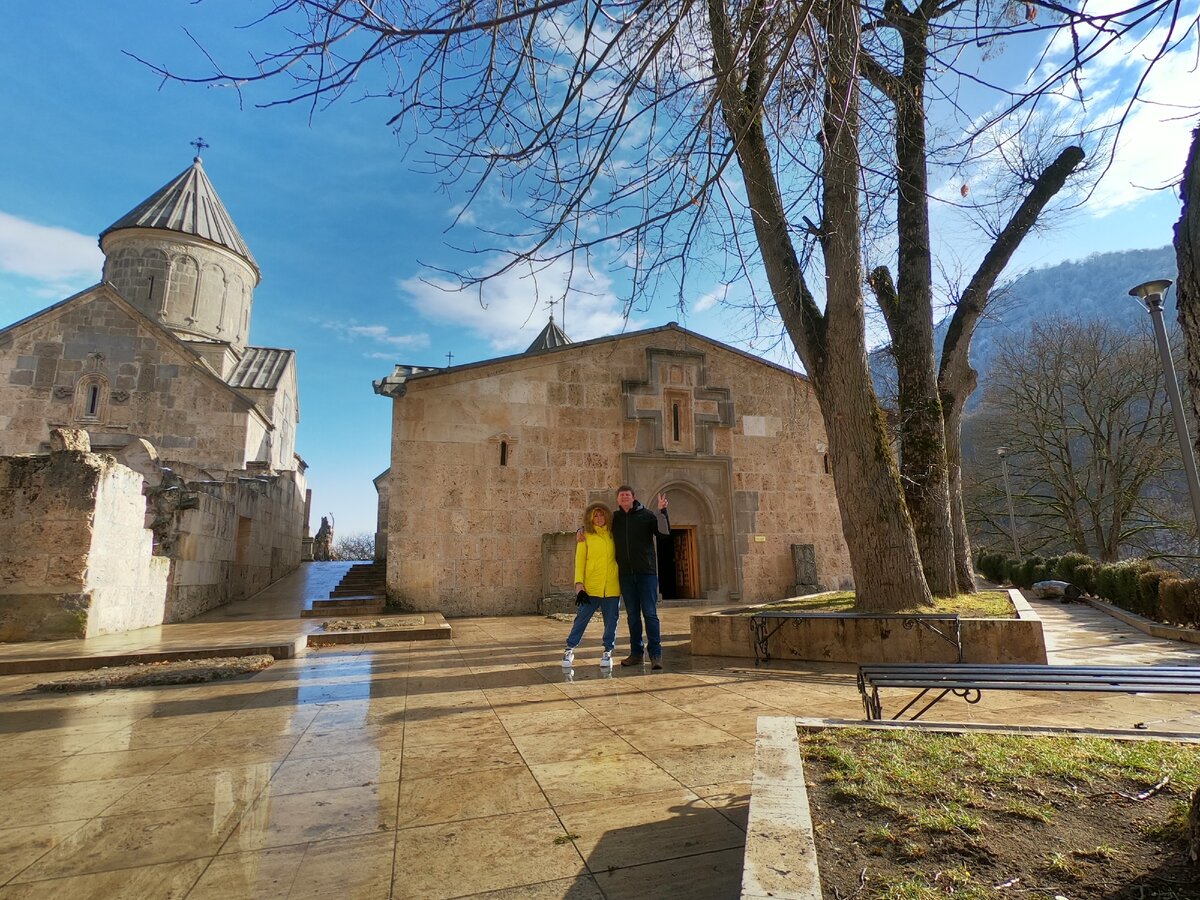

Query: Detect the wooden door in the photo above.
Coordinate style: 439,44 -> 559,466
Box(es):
673,527 -> 700,599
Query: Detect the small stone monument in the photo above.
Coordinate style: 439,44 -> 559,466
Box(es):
791,543 -> 822,596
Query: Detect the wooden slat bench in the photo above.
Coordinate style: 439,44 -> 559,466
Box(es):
858,663 -> 1200,721
750,612 -> 962,664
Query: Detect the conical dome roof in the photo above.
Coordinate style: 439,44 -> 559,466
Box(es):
100,156 -> 258,274
525,315 -> 573,354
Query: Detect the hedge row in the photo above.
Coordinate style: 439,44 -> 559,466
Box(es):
975,551 -> 1200,628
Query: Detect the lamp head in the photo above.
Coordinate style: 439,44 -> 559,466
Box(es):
996,447 -> 1008,458
1129,279 -> 1173,308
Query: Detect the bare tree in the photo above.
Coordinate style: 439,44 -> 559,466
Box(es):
332,533 -> 377,561
138,0 -> 1198,609
968,319 -> 1180,561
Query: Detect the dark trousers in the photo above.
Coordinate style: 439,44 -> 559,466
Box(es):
619,573 -> 661,658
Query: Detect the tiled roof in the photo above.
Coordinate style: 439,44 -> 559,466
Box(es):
525,316 -> 573,354
101,156 -> 258,271
228,347 -> 293,390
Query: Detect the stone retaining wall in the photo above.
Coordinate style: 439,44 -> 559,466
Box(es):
691,590 -> 1047,664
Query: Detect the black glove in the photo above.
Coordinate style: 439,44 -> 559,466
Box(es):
576,590 -> 589,606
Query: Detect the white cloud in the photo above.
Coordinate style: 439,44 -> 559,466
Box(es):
397,255 -> 632,352
320,319 -> 429,354
1083,51 -> 1200,216
692,286 -> 727,313
0,211 -> 102,287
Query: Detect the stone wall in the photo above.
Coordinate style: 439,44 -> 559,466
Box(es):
384,326 -> 851,616
164,469 -> 307,621
0,448 -> 168,640
0,286 -> 265,471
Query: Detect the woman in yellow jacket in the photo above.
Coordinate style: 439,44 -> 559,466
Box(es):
565,501 -> 621,668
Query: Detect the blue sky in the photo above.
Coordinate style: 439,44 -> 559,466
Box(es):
1,2 -> 1196,537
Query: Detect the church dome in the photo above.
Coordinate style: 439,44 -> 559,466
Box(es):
99,155 -> 259,353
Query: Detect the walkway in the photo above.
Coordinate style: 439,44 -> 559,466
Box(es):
0,580 -> 1197,898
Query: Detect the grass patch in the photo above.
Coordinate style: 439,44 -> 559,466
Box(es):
748,590 -> 1014,618
800,727 -> 1200,898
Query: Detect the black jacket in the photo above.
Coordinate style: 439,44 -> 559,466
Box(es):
612,501 -> 670,576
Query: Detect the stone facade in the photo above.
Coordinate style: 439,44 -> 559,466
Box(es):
0,287 -> 275,470
377,324 -> 851,616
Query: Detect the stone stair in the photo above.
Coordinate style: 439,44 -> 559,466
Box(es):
329,561 -> 386,598
304,561 -> 387,616
300,596 -> 386,618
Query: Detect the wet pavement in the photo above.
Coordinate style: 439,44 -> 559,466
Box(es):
0,567 -> 1198,898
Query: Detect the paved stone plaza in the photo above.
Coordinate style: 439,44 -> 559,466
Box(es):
1,563 -> 1198,898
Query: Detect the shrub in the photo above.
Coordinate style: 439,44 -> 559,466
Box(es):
1117,561 -> 1156,614
1005,558 -> 1024,587
1158,578 -> 1191,626
1137,569 -> 1167,619
1017,556 -> 1045,589
977,553 -> 1010,584
1054,553 -> 1093,583
1094,564 -> 1124,604
1073,563 -> 1096,595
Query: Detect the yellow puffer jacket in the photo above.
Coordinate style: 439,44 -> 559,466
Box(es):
574,527 -> 620,598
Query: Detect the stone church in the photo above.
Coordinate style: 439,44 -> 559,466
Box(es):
0,155 -> 308,639
373,319 -> 851,616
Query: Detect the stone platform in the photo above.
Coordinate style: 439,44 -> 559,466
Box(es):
690,590 -> 1048,664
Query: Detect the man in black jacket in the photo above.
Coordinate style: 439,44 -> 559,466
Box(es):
612,485 -> 670,669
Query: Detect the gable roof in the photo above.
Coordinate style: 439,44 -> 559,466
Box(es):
374,322 -> 807,397
0,283 -> 272,428
100,156 -> 259,275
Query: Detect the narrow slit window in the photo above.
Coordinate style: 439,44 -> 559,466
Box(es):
672,403 -> 681,442
500,441 -> 508,466
823,453 -> 830,475
86,384 -> 101,417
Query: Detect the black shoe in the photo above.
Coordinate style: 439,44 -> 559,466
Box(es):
620,655 -> 644,667
651,657 -> 663,670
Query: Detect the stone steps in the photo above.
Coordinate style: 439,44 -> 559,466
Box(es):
301,606 -> 386,618
306,614 -> 452,647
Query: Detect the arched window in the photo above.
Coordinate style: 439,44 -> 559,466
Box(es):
72,374 -> 109,424
500,441 -> 509,466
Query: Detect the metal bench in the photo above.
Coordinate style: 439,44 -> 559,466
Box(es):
750,612 -> 962,664
858,663 -> 1200,721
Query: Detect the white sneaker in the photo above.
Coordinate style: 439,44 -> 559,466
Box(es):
562,648 -> 575,667
599,651 -> 613,668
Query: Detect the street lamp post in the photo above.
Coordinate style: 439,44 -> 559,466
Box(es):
1128,279 -> 1200,540
996,446 -> 1020,558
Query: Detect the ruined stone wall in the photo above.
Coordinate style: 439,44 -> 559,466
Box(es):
385,328 -> 851,616
0,449 -> 168,640
0,287 -> 260,471
164,469 -> 307,621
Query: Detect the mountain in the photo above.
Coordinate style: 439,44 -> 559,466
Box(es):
871,244 -> 1180,403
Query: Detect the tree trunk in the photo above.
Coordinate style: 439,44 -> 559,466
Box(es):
942,392 -> 977,590
707,0 -> 932,612
939,146 -> 1085,590
1177,125 -> 1200,470
871,16 -> 956,598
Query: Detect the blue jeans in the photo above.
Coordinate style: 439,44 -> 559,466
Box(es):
619,573 -> 661,658
566,596 -> 620,652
